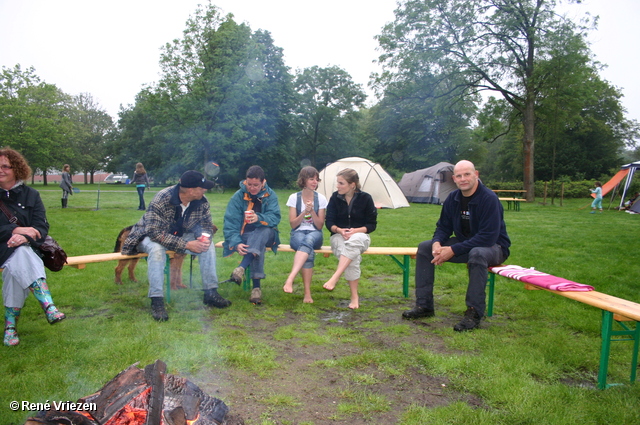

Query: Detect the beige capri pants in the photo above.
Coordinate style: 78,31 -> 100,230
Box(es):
329,232 -> 371,281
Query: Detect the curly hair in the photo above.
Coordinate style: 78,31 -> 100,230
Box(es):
0,147 -> 32,181
296,166 -> 320,189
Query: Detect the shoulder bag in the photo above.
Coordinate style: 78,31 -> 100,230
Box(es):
0,200 -> 67,271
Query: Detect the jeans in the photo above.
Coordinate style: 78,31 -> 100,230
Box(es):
242,227 -> 276,279
137,186 -> 146,210
138,233 -> 219,298
289,229 -> 323,269
415,238 -> 507,317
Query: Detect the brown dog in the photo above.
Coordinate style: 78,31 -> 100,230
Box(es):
114,226 -> 187,290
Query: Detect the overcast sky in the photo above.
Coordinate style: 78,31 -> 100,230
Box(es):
1,0 -> 638,125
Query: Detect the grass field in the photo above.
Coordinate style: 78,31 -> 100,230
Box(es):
2,183 -> 640,425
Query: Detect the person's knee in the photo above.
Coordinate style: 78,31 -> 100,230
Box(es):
417,240 -> 434,257
468,248 -> 490,266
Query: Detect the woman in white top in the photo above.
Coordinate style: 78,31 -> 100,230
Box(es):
283,166 -> 328,302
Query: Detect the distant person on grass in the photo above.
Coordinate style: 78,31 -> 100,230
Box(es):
122,170 -> 230,321
402,160 -> 511,331
283,166 -> 327,303
59,164 -> 73,209
590,181 -> 603,214
223,165 -> 280,305
1,148 -> 65,346
131,162 -> 150,211
323,168 -> 377,309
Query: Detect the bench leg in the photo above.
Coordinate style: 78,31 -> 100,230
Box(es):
487,272 -> 496,317
598,311 -> 640,389
388,255 -> 411,298
244,266 -> 251,291
164,255 -> 171,303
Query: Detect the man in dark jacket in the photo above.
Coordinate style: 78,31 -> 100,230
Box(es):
123,170 -> 230,321
402,160 -> 511,331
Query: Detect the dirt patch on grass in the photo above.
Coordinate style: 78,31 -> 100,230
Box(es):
196,305 -> 485,425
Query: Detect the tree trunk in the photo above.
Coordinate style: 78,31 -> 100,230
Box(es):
522,97 -> 536,202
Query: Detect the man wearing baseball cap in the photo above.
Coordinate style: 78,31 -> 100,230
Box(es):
123,170 -> 230,321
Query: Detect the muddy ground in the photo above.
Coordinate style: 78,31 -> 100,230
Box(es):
193,300 -> 485,425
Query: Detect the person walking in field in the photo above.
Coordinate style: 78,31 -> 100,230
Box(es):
590,181 -> 603,214
59,164 -> 73,208
131,162 -> 150,210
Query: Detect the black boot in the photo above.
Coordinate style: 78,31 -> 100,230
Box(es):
61,198 -> 66,208
151,297 -> 168,321
63,198 -> 68,208
203,288 -> 231,308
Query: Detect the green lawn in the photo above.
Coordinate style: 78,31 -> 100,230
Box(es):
2,184 -> 639,425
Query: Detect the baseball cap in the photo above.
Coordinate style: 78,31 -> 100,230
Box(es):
179,170 -> 214,189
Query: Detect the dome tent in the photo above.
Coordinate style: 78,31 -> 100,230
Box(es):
398,162 -> 456,205
317,157 -> 409,209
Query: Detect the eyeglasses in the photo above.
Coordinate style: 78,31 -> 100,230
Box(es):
0,165 -> 12,170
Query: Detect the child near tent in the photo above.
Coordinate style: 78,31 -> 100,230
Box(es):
590,181 -> 603,213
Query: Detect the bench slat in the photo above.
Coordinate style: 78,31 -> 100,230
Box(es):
524,283 -> 640,322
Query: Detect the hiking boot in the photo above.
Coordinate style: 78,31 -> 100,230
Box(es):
453,307 -> 482,332
402,306 -> 435,320
44,305 -> 66,324
230,266 -> 245,285
151,297 -> 168,322
250,287 -> 262,304
203,289 -> 232,308
3,326 -> 19,346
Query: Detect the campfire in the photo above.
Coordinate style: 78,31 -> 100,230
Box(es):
25,360 -> 229,425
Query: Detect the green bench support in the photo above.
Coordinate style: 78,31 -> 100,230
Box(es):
487,270 -> 640,389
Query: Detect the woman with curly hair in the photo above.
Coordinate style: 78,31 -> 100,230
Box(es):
0,147 -> 66,346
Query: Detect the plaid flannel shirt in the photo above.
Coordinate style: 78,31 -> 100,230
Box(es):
122,185 -> 215,255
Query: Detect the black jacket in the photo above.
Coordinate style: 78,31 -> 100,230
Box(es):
325,191 -> 377,235
0,183 -> 49,265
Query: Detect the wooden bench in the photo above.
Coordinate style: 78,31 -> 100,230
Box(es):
64,251 -> 179,302
212,241 -> 418,297
492,190 -> 526,211
486,267 -> 640,389
497,198 -> 522,211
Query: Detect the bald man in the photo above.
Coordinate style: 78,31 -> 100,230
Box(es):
403,160 -> 511,331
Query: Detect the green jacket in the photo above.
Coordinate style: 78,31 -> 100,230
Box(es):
223,179 -> 280,256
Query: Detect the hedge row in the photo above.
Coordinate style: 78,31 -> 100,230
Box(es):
486,180 -> 639,199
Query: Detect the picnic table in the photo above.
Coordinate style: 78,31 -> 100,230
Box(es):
492,190 -> 526,211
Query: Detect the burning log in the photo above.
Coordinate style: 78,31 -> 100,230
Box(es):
25,360 -> 229,425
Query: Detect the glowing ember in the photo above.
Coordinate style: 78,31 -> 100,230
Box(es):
25,361 -> 228,425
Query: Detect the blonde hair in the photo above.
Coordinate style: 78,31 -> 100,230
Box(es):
337,168 -> 360,191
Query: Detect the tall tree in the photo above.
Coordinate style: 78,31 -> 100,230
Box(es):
376,0 -> 590,201
68,93 -> 114,183
0,65 -> 74,183
147,2 -> 292,183
370,71 -> 476,172
292,65 -> 366,167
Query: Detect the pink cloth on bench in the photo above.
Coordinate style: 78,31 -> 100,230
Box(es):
489,265 -> 594,292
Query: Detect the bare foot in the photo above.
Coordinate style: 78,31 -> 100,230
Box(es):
283,280 -> 294,293
323,279 -> 338,291
303,296 -> 314,303
349,299 -> 359,309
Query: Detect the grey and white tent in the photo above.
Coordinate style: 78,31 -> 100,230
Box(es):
618,161 -> 640,210
398,162 -> 456,205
